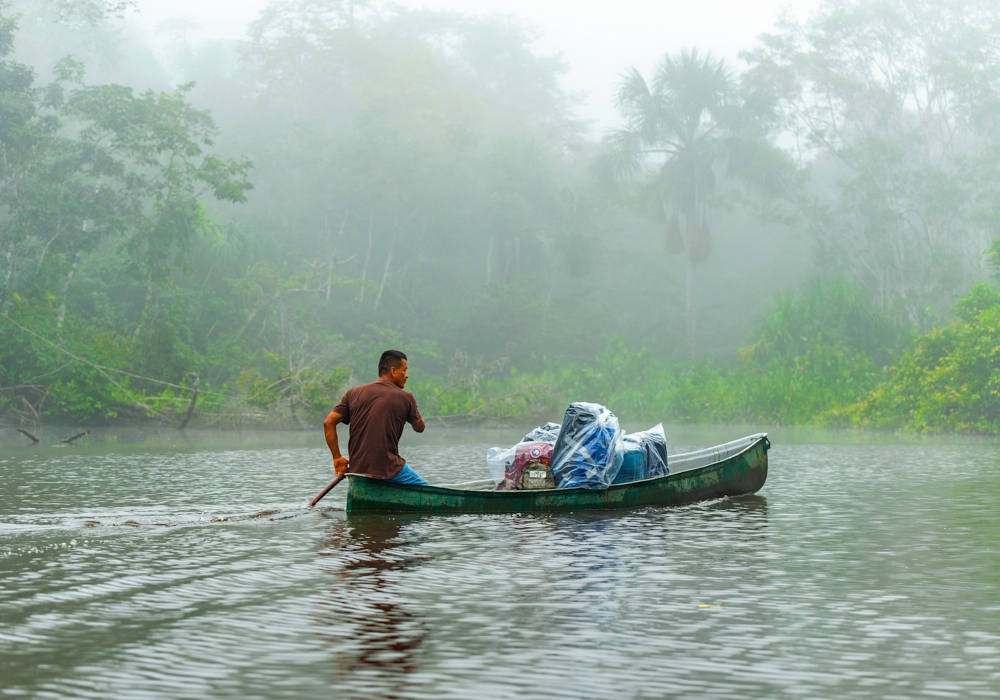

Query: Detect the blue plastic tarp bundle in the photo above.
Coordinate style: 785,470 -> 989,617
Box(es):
549,402 -> 624,489
611,423 -> 669,485
521,422 -> 561,443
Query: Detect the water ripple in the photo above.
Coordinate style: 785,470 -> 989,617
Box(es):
1,439 -> 999,698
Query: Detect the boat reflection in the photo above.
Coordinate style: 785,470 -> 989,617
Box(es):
317,514 -> 429,694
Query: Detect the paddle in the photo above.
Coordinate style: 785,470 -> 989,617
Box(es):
305,474 -> 346,508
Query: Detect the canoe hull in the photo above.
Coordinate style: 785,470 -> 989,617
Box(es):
345,435 -> 768,515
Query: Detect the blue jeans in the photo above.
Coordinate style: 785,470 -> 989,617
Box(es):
385,464 -> 428,485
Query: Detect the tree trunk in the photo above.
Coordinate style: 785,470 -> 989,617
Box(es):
373,243 -> 394,313
685,254 -> 697,361
359,212 -> 373,304
486,237 -> 493,281
327,208 -> 348,302
177,373 -> 199,431
133,268 -> 153,338
3,244 -> 13,289
55,252 -> 81,329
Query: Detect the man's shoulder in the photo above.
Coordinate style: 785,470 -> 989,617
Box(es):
371,381 -> 416,404
351,380 -> 408,396
341,382 -> 375,402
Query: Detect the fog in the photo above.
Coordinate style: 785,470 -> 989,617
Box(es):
130,0 -> 823,132
2,0 -> 999,429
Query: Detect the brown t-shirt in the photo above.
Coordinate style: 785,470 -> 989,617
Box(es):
333,380 -> 422,479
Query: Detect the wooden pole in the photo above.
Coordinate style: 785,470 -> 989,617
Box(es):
306,474 -> 346,508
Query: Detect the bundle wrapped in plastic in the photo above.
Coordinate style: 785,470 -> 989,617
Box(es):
487,441 -> 554,489
549,402 -> 624,489
521,422 -> 561,443
613,441 -> 646,484
612,423 -> 669,485
486,446 -> 515,484
632,422 -> 669,478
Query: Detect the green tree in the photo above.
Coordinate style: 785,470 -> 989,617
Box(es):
0,4 -> 252,330
601,48 -> 786,359
229,0 -> 582,356
0,6 -> 256,422
744,0 -> 1000,328
64,81 -> 253,333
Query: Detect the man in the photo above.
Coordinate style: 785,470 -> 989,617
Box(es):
323,349 -> 428,485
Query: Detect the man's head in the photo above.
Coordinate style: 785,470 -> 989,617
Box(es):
378,350 -> 408,388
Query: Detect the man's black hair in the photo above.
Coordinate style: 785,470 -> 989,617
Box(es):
378,350 -> 407,376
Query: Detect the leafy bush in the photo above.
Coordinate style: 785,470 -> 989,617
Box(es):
842,284 -> 1000,433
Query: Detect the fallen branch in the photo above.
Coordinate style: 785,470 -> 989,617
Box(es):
60,430 -> 90,445
16,428 -> 40,444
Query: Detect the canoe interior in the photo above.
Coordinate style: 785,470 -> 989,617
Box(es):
438,432 -> 768,491
345,433 -> 769,515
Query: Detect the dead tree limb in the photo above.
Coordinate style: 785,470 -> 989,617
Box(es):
16,428 -> 39,444
19,396 -> 40,423
60,430 -> 90,445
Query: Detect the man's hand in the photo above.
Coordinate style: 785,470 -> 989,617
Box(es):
334,455 -> 349,477
324,410 -> 349,476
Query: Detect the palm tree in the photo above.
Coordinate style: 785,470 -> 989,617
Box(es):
600,48 -> 786,359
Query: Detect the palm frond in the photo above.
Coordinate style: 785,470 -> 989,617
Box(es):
614,67 -> 653,121
653,48 -> 737,127
593,128 -> 648,182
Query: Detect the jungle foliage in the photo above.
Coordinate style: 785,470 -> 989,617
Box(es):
840,284 -> 1000,433
417,277 -> 907,426
4,0 -> 1000,432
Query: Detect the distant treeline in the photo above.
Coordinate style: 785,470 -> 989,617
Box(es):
420,273 -> 1000,434
3,0 -> 1000,432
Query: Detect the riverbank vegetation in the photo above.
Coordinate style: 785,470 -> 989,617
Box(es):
3,0 -> 1000,433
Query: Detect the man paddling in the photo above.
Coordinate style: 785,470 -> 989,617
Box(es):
323,349 -> 428,486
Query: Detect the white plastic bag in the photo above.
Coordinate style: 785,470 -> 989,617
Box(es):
486,446 -> 516,485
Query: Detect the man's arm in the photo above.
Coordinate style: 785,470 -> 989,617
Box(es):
323,410 -> 350,475
409,395 -> 425,433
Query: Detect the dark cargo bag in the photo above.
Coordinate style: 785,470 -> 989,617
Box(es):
518,460 -> 556,490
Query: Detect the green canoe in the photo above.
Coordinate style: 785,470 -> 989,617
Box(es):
345,433 -> 769,515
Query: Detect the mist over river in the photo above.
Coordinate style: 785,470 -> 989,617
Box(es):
2,427 -> 999,699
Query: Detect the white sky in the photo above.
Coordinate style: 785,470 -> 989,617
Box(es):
130,0 -> 822,133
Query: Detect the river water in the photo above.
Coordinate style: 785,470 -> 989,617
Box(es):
1,427 -> 999,699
